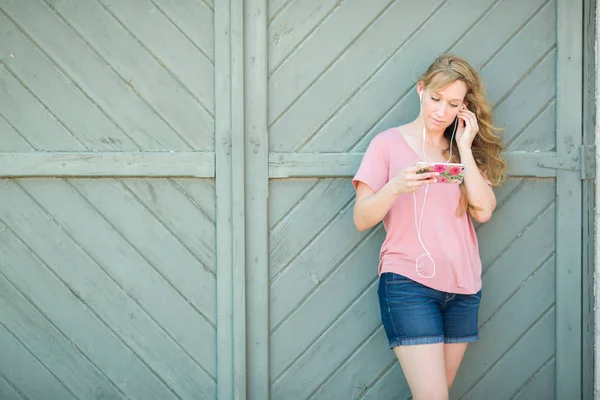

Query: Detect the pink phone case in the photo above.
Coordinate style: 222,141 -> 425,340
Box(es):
416,162 -> 465,184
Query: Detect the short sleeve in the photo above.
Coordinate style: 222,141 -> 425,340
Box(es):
352,135 -> 389,193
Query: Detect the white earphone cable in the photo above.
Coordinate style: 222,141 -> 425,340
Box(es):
412,94 -> 459,278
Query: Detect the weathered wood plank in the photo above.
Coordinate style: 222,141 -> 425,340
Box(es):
0,151 -> 215,177
0,373 -> 24,400
0,322 -> 77,400
95,0 -> 215,115
245,0 -> 269,397
0,115 -> 33,152
270,201 -> 370,328
450,256 -> 555,396
231,0 -> 247,397
480,204 -> 555,322
124,178 -> 216,272
269,0 -> 441,151
0,64 -> 88,151
1,1 -> 192,151
482,0 -> 556,105
214,0 -> 235,395
306,0 -> 541,153
269,178 -> 355,279
555,0 -> 583,397
268,0 -> 395,131
494,50 -> 556,147
152,0 -> 214,61
308,328 -> 397,400
0,224 -> 179,400
269,152 -> 569,178
268,0 -> 289,20
0,12 -> 138,151
172,178 -> 216,221
21,179 -> 217,356
271,280 -> 380,399
512,358 -> 556,400
270,230 -> 382,379
268,178 -> 317,228
353,0 -> 553,153
0,273 -> 127,399
478,179 -> 555,268
0,180 -> 216,399
47,0 -> 214,150
360,363 -> 411,400
507,100 -> 556,152
462,309 -> 555,400
268,0 -> 338,72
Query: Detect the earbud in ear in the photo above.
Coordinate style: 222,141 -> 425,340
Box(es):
419,91 -> 423,102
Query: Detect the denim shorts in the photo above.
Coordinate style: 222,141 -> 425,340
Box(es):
378,272 -> 482,348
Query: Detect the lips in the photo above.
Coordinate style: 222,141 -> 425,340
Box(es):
431,117 -> 445,125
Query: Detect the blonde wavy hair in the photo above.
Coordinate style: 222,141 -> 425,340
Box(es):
419,54 -> 506,216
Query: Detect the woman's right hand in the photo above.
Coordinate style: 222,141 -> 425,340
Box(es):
390,163 -> 439,194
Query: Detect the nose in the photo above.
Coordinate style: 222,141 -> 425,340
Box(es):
434,102 -> 447,117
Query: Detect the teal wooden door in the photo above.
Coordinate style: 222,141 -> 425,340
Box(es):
0,1 -> 218,399
265,0 -> 586,399
0,0 -> 589,399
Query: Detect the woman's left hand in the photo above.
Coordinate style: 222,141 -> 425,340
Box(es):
456,106 -> 479,149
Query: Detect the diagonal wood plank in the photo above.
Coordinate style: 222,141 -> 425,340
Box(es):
512,358 -> 555,400
0,62 -> 91,151
152,0 -> 214,62
1,2 -> 190,151
269,0 -> 338,73
461,308 -> 555,400
0,273 -> 127,400
270,200 -> 374,329
507,100 -> 555,152
172,178 -> 216,223
270,229 -> 383,379
0,225 -> 180,400
477,179 -> 555,268
96,0 -> 214,114
47,0 -> 213,150
450,255 -> 555,395
124,178 -> 216,272
302,0 -> 513,153
271,280 -> 380,399
480,203 -> 555,324
359,362 -> 411,400
269,178 -> 355,280
0,373 -> 24,400
308,327 -> 396,400
0,322 -> 77,400
351,0 -> 553,153
0,112 -> 36,152
269,0 -> 440,151
268,0 -> 394,129
269,178 -> 318,229
268,0 -> 291,21
0,180 -> 216,399
494,50 -> 556,146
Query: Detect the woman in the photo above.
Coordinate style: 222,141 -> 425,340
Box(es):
352,54 -> 505,399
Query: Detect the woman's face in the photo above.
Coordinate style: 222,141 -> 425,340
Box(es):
418,79 -> 468,133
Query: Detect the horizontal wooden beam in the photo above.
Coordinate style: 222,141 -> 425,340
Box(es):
268,152 -> 567,178
0,151 -> 574,179
0,152 -> 215,178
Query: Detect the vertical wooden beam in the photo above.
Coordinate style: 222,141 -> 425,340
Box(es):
556,0 -> 583,397
215,1 -> 247,398
245,0 -> 270,398
231,1 -> 247,399
582,0 -> 597,398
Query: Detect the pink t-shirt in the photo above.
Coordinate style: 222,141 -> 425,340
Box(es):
352,128 -> 483,294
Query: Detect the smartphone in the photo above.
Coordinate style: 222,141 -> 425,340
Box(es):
416,161 -> 465,184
